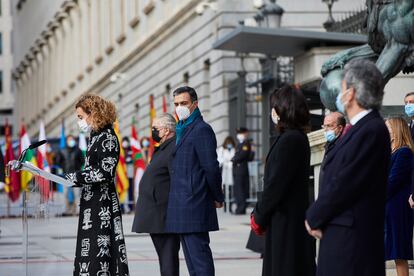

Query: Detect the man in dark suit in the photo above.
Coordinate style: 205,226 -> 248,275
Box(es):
166,86 -> 224,276
132,113 -> 180,276
305,59 -> 391,276
319,112 -> 346,192
232,127 -> 252,214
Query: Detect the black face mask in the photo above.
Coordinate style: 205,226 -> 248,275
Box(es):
151,127 -> 162,143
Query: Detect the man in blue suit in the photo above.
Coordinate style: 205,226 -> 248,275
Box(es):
305,59 -> 391,276
166,86 -> 224,276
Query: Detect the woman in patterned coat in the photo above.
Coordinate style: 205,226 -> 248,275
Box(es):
66,94 -> 129,276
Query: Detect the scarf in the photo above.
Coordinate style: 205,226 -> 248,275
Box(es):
176,107 -> 201,144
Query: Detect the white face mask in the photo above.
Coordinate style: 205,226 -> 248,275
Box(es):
236,134 -> 245,143
78,119 -> 91,133
176,105 -> 191,121
271,108 -> 280,125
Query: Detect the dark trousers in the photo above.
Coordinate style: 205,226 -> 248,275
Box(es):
234,173 -> 249,214
180,232 -> 214,276
150,233 -> 180,276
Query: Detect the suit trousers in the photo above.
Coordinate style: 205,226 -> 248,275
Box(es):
150,233 -> 181,276
180,232 -> 215,276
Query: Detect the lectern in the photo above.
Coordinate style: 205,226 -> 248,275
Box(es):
7,160 -> 74,276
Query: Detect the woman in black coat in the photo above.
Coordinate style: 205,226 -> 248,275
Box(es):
132,113 -> 180,276
65,94 -> 129,276
251,85 -> 316,276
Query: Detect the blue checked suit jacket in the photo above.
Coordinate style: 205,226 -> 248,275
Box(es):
165,116 -> 224,233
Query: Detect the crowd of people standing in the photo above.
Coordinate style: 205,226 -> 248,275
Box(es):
1,58 -> 414,276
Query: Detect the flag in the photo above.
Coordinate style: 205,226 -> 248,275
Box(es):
149,94 -> 156,161
36,121 -> 51,201
36,121 -> 50,172
56,120 -> 66,193
114,121 -> 129,203
162,95 -> 167,113
78,132 -> 87,157
19,123 -> 37,191
4,119 -> 20,202
130,117 -> 146,202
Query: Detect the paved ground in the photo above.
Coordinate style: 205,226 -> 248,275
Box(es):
0,209 -> 411,275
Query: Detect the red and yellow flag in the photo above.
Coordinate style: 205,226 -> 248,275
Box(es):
149,95 -> 156,161
4,119 -> 20,202
162,95 -> 167,113
114,121 -> 129,203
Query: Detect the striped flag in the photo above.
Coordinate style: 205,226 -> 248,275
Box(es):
131,117 -> 146,202
162,95 -> 167,113
78,132 -> 87,157
114,121 -> 129,203
56,120 -> 66,193
36,121 -> 51,200
19,123 -> 37,191
4,119 -> 20,202
149,94 -> 156,161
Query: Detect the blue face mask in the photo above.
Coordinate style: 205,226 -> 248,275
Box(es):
405,104 -> 414,117
67,140 -> 76,148
335,92 -> 345,114
226,144 -> 233,150
324,130 -> 337,143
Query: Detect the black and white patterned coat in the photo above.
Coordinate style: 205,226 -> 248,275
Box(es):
66,125 -> 129,276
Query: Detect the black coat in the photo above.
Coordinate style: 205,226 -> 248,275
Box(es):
65,126 -> 129,276
132,137 -> 175,233
253,129 -> 316,276
306,111 -> 391,276
232,140 -> 251,176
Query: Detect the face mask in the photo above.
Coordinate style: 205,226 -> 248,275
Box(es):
324,130 -> 337,143
78,119 -> 91,133
151,128 -> 162,143
142,140 -> 150,148
226,144 -> 233,150
122,141 -> 129,148
236,134 -> 245,143
176,105 -> 191,121
335,91 -> 347,114
67,140 -> 76,148
271,108 -> 280,125
405,104 -> 414,117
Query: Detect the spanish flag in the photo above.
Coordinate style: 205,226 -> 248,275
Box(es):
149,94 -> 156,161
114,121 -> 129,203
4,119 -> 20,202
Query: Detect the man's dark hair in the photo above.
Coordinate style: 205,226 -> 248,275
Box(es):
172,86 -> 198,102
337,116 -> 346,127
405,92 -> 414,99
271,85 -> 310,133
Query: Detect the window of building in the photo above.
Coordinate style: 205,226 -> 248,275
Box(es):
0,33 -> 3,55
0,71 -> 4,94
183,72 -> 189,84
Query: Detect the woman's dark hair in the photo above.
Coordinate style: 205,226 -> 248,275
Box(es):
271,85 -> 310,133
222,136 -> 236,148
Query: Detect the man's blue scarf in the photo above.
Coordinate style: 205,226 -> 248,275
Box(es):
176,107 -> 201,144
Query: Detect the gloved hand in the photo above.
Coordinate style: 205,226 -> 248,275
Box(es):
250,213 -> 265,236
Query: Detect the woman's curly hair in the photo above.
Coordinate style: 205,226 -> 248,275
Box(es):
75,94 -> 117,131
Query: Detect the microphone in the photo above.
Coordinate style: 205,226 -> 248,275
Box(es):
18,140 -> 48,163
29,139 -> 48,150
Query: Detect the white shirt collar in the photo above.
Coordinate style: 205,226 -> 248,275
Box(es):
350,109 -> 372,126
